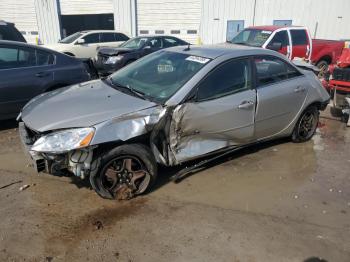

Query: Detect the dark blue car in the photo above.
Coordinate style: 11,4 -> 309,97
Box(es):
0,40 -> 90,120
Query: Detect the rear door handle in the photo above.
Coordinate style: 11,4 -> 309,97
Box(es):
35,72 -> 50,77
238,100 -> 255,109
294,86 -> 306,93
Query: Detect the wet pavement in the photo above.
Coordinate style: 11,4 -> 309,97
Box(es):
0,109 -> 349,262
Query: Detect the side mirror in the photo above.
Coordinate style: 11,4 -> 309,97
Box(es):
143,45 -> 151,50
76,38 -> 85,45
268,42 -> 282,51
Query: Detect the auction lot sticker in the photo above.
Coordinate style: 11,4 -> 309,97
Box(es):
186,56 -> 210,64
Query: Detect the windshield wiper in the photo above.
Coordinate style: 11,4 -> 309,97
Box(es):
107,78 -> 147,100
232,42 -> 249,45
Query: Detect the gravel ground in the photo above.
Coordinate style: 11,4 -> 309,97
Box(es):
0,109 -> 349,262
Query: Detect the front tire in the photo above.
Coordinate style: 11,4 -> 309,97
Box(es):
292,106 -> 319,143
90,144 -> 157,200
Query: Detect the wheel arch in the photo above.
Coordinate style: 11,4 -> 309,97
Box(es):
316,55 -> 332,65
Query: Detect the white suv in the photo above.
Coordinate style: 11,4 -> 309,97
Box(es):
45,30 -> 129,59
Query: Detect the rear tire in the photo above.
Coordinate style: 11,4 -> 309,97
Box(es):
90,144 -> 157,200
292,106 -> 319,143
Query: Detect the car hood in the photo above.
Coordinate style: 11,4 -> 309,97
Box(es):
98,47 -> 134,56
21,80 -> 157,132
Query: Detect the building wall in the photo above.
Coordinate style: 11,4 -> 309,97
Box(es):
201,0 -> 350,44
1,0 -> 349,45
59,0 -> 114,15
34,0 -> 62,44
200,0 -> 256,44
137,0 -> 201,44
0,0 -> 39,43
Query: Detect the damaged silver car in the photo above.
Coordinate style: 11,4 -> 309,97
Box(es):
18,45 -> 330,200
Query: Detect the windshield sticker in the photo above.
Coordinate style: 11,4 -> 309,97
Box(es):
185,56 -> 210,64
261,30 -> 272,34
158,64 -> 175,73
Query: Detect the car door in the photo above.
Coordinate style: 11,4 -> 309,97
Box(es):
289,29 -> 309,60
254,55 -> 308,139
266,30 -> 291,59
0,44 -> 54,119
73,33 -> 101,58
170,58 -> 256,163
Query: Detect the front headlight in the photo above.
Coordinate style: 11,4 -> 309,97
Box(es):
31,128 -> 95,153
105,55 -> 123,64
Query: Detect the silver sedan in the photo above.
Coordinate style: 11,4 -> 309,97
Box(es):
18,44 -> 330,200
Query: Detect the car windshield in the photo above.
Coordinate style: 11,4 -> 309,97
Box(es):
59,32 -> 83,43
108,50 -> 211,103
230,29 -> 272,47
119,37 -> 149,49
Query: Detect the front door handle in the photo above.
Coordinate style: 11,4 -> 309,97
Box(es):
238,100 -> 255,109
35,72 -> 50,78
294,86 -> 306,93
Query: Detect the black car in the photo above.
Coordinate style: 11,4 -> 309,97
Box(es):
0,20 -> 26,42
0,40 -> 90,120
93,35 -> 189,75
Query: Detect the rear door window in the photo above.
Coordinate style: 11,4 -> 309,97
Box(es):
83,33 -> 100,44
0,46 -> 52,69
149,38 -> 162,48
115,33 -> 129,41
254,55 -> 302,86
36,50 -> 55,66
290,30 -> 308,45
162,37 -> 181,48
101,33 -> 116,42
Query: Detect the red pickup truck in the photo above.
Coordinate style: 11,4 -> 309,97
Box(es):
230,25 -> 344,76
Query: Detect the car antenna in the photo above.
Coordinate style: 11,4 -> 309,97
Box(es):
183,44 -> 191,51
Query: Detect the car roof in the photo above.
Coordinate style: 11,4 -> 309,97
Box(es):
80,30 -> 125,34
247,25 -> 304,31
166,43 -> 277,59
0,40 -> 66,55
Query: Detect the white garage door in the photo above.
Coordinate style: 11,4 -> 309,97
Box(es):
0,0 -> 39,43
60,0 -> 114,15
137,0 -> 201,44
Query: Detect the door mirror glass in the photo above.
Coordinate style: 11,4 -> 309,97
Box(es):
76,38 -> 85,45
